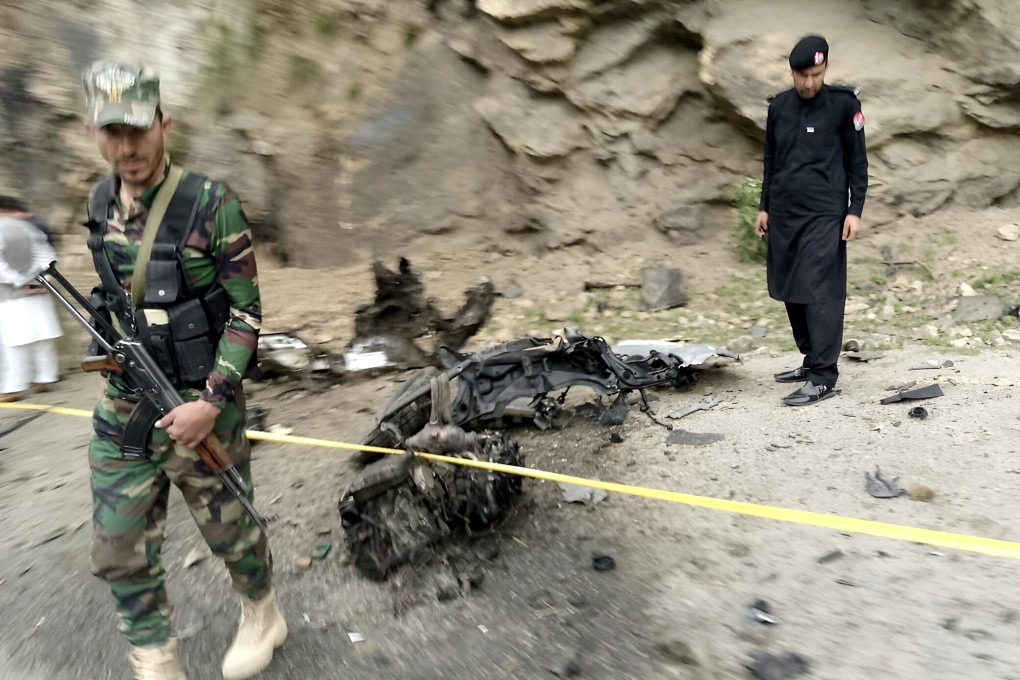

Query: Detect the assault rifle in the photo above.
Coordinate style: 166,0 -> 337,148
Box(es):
27,263 -> 267,530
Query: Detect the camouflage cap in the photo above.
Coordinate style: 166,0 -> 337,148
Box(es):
82,60 -> 161,128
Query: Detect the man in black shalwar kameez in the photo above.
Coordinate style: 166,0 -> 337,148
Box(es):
754,35 -> 869,406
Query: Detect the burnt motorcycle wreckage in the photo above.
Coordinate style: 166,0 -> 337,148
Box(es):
339,329 -> 739,581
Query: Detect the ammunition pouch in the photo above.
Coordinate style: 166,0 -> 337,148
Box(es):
133,290 -> 230,389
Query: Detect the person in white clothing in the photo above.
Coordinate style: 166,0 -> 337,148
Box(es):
0,199 -> 63,402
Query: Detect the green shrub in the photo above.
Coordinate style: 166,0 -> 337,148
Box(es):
313,10 -> 344,38
731,177 -> 766,263
287,54 -> 322,88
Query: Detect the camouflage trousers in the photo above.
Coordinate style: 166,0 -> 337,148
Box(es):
89,389 -> 272,647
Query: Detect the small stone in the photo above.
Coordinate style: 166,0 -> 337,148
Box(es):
908,485 -> 935,502
436,574 -> 461,602
296,557 -> 313,570
727,336 -> 754,354
654,637 -> 699,666
184,546 -> 212,569
995,224 -> 1019,241
550,648 -> 582,677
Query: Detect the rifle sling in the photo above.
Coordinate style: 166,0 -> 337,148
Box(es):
131,164 -> 184,308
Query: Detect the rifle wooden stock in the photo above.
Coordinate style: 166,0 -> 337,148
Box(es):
82,354 -> 123,373
196,434 -> 234,473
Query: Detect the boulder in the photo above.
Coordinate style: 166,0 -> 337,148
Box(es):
953,295 -> 1008,322
996,224 -> 1019,242
498,22 -> 577,63
641,267 -> 687,309
564,43 -> 699,121
477,0 -> 590,24
653,205 -> 704,245
474,79 -> 586,159
568,15 -> 664,82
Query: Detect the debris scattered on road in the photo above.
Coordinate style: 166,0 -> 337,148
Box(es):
909,359 -> 954,370
666,429 -> 724,447
296,557 -> 313,571
183,546 -> 212,569
311,543 -> 333,561
865,467 -> 904,498
347,258 -> 495,372
879,383 -> 944,404
908,406 -> 928,419
31,526 -> 70,547
347,632 -> 365,643
592,553 -> 616,572
908,485 -> 935,502
608,432 -> 624,444
0,412 -> 43,439
746,599 -> 778,625
746,651 -> 811,680
245,404 -> 268,432
342,376 -> 524,580
843,339 -> 860,352
559,483 -> 608,506
845,351 -> 885,362
668,395 -> 722,420
835,579 -> 857,587
816,550 -> 844,565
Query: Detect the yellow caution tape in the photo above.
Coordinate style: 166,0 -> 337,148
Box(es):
4,401 -> 1020,560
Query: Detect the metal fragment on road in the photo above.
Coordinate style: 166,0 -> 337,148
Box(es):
559,483 -> 608,506
0,412 -> 44,439
865,467 -> 903,498
879,383 -> 944,404
668,395 -> 722,420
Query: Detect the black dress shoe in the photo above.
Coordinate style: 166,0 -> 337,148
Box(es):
773,367 -> 808,383
783,381 -> 839,406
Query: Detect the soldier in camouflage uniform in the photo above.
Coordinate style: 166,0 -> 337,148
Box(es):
81,60 -> 285,680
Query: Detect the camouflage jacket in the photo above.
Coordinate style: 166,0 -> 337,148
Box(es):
96,165 -> 261,407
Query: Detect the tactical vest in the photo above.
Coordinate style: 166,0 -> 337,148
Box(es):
86,173 -> 230,390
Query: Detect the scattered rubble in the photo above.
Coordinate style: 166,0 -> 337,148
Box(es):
865,468 -> 904,499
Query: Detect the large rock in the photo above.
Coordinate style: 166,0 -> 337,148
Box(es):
477,0 -> 590,24
564,43 -> 699,121
474,79 -> 586,159
953,295 -> 1008,322
568,15 -> 664,83
497,22 -> 578,64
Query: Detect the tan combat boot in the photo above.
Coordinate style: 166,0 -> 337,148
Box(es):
221,588 -> 288,680
128,638 -> 188,680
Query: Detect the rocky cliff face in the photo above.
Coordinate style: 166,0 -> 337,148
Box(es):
1,0 -> 1017,267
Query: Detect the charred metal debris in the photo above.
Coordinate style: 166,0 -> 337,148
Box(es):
251,258 -> 741,582
339,328 -> 738,580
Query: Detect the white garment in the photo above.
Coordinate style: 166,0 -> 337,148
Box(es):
0,294 -> 62,346
0,339 -> 59,393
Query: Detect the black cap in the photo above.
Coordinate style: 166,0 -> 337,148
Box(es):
789,35 -> 828,71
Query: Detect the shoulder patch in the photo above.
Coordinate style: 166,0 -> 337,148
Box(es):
853,111 -> 865,131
